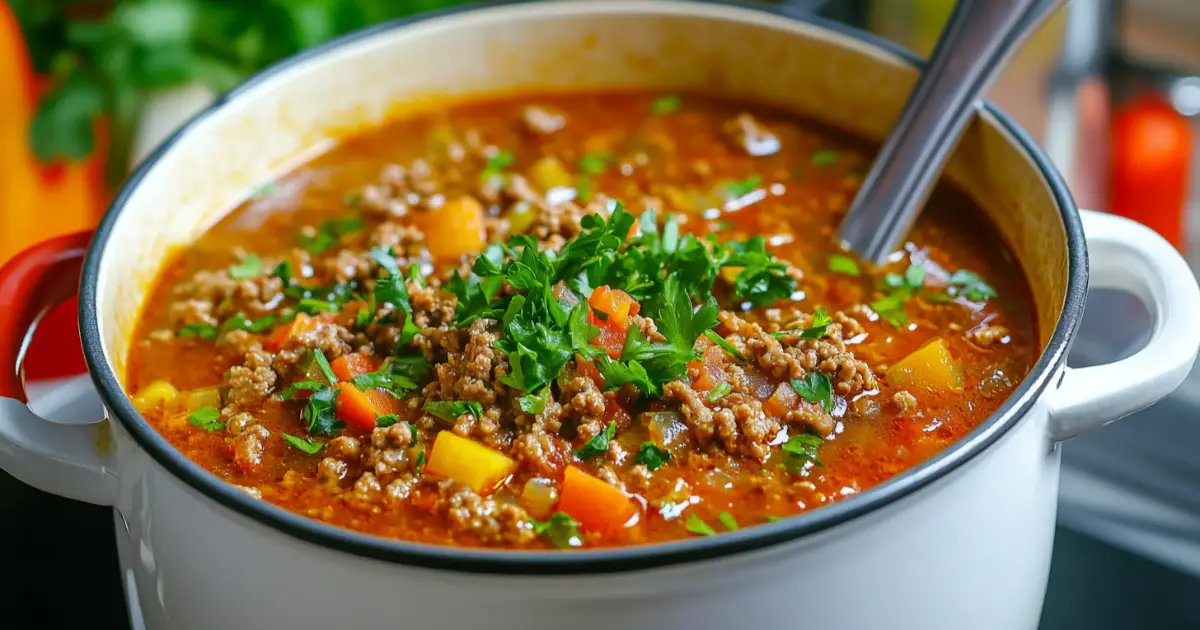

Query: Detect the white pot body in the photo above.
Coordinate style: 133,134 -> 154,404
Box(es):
108,397 -> 1060,630
3,3 -> 1199,630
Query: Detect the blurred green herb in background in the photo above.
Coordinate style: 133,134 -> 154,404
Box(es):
11,0 -> 473,186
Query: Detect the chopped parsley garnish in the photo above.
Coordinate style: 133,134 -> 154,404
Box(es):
519,387 -> 553,415
579,153 -> 612,175
375,414 -> 398,428
481,150 -> 515,181
703,329 -> 745,361
424,400 -> 485,424
298,216 -> 365,253
531,512 -> 584,549
228,254 -> 262,280
724,174 -> 761,199
812,149 -> 839,166
282,433 -> 324,455
947,270 -> 998,301
872,263 -> 927,327
391,355 -> 431,379
706,381 -> 732,403
448,203 -> 794,399
219,312 -> 277,336
685,513 -> 716,536
312,349 -> 337,384
828,254 -> 860,276
651,94 -> 682,115
635,441 -> 672,471
178,323 -> 218,339
718,512 -> 739,531
350,360 -> 419,396
574,421 -> 616,460
801,306 -> 833,339
791,372 -> 833,412
414,449 -> 426,475
188,407 -> 225,432
370,247 -> 420,345
782,432 -> 825,469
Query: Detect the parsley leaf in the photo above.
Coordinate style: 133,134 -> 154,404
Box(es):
531,512 -> 584,549
703,329 -> 745,361
782,432 -> 825,468
375,414 -> 398,428
350,362 -> 419,396
685,513 -> 716,536
481,150 -> 515,181
519,387 -> 553,414
574,421 -> 616,460
414,449 -> 427,475
724,174 -> 761,199
718,512 -> 739,531
791,372 -> 833,412
800,306 -> 833,339
178,322 -> 217,339
828,254 -> 860,276
303,388 -> 344,437
651,94 -> 682,115
424,400 -> 485,424
282,433 -> 324,455
391,355 -> 431,380
579,153 -> 612,175
188,407 -> 225,432
873,263 -> 927,327
299,217 -> 364,253
635,441 -> 671,471
948,270 -> 998,301
228,254 -> 262,280
706,381 -> 732,403
812,149 -> 839,166
219,312 -> 277,336
311,349 -> 337,384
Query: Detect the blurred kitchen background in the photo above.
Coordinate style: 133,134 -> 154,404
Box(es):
4,1 -> 1200,628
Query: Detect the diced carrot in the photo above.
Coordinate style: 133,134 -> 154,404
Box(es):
412,195 -> 486,260
690,346 -> 727,392
588,285 -> 640,330
426,431 -> 517,493
576,354 -> 605,388
334,383 -> 380,432
330,353 -> 380,382
558,465 -> 637,533
764,382 -> 798,417
592,322 -> 628,360
264,313 -> 317,352
367,388 -> 404,416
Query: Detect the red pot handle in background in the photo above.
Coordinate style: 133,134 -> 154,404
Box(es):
0,231 -> 93,402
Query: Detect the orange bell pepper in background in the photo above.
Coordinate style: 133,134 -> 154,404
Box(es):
2,2 -> 104,381
1109,94 -> 1194,253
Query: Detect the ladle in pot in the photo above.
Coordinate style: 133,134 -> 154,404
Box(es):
836,0 -> 1067,266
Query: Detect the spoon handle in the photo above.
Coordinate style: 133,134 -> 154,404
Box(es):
836,0 -> 1066,265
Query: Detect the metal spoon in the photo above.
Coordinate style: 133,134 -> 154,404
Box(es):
836,0 -> 1068,266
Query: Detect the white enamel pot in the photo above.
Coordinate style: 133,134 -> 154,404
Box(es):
2,2 -> 1199,629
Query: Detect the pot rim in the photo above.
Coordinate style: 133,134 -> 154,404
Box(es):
78,0 -> 1087,575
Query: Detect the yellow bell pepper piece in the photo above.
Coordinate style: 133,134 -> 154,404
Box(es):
887,337 -> 964,392
131,380 -> 179,414
426,431 -> 517,493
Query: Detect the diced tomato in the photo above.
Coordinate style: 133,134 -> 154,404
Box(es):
330,353 -> 380,382
576,354 -> 605,388
588,285 -> 640,330
603,396 -> 633,429
764,382 -> 798,417
591,322 -> 628,360
264,313 -> 317,352
689,346 -> 727,392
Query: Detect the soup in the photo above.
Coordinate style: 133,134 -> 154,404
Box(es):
126,92 -> 1036,549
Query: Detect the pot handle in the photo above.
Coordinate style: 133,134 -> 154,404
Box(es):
1047,209 -> 1200,441
0,231 -> 117,505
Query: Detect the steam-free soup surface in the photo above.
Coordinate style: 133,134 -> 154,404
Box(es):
127,92 -> 1035,549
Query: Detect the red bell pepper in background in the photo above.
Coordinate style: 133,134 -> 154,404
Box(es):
1,2 -> 101,380
1108,94 -> 1194,253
